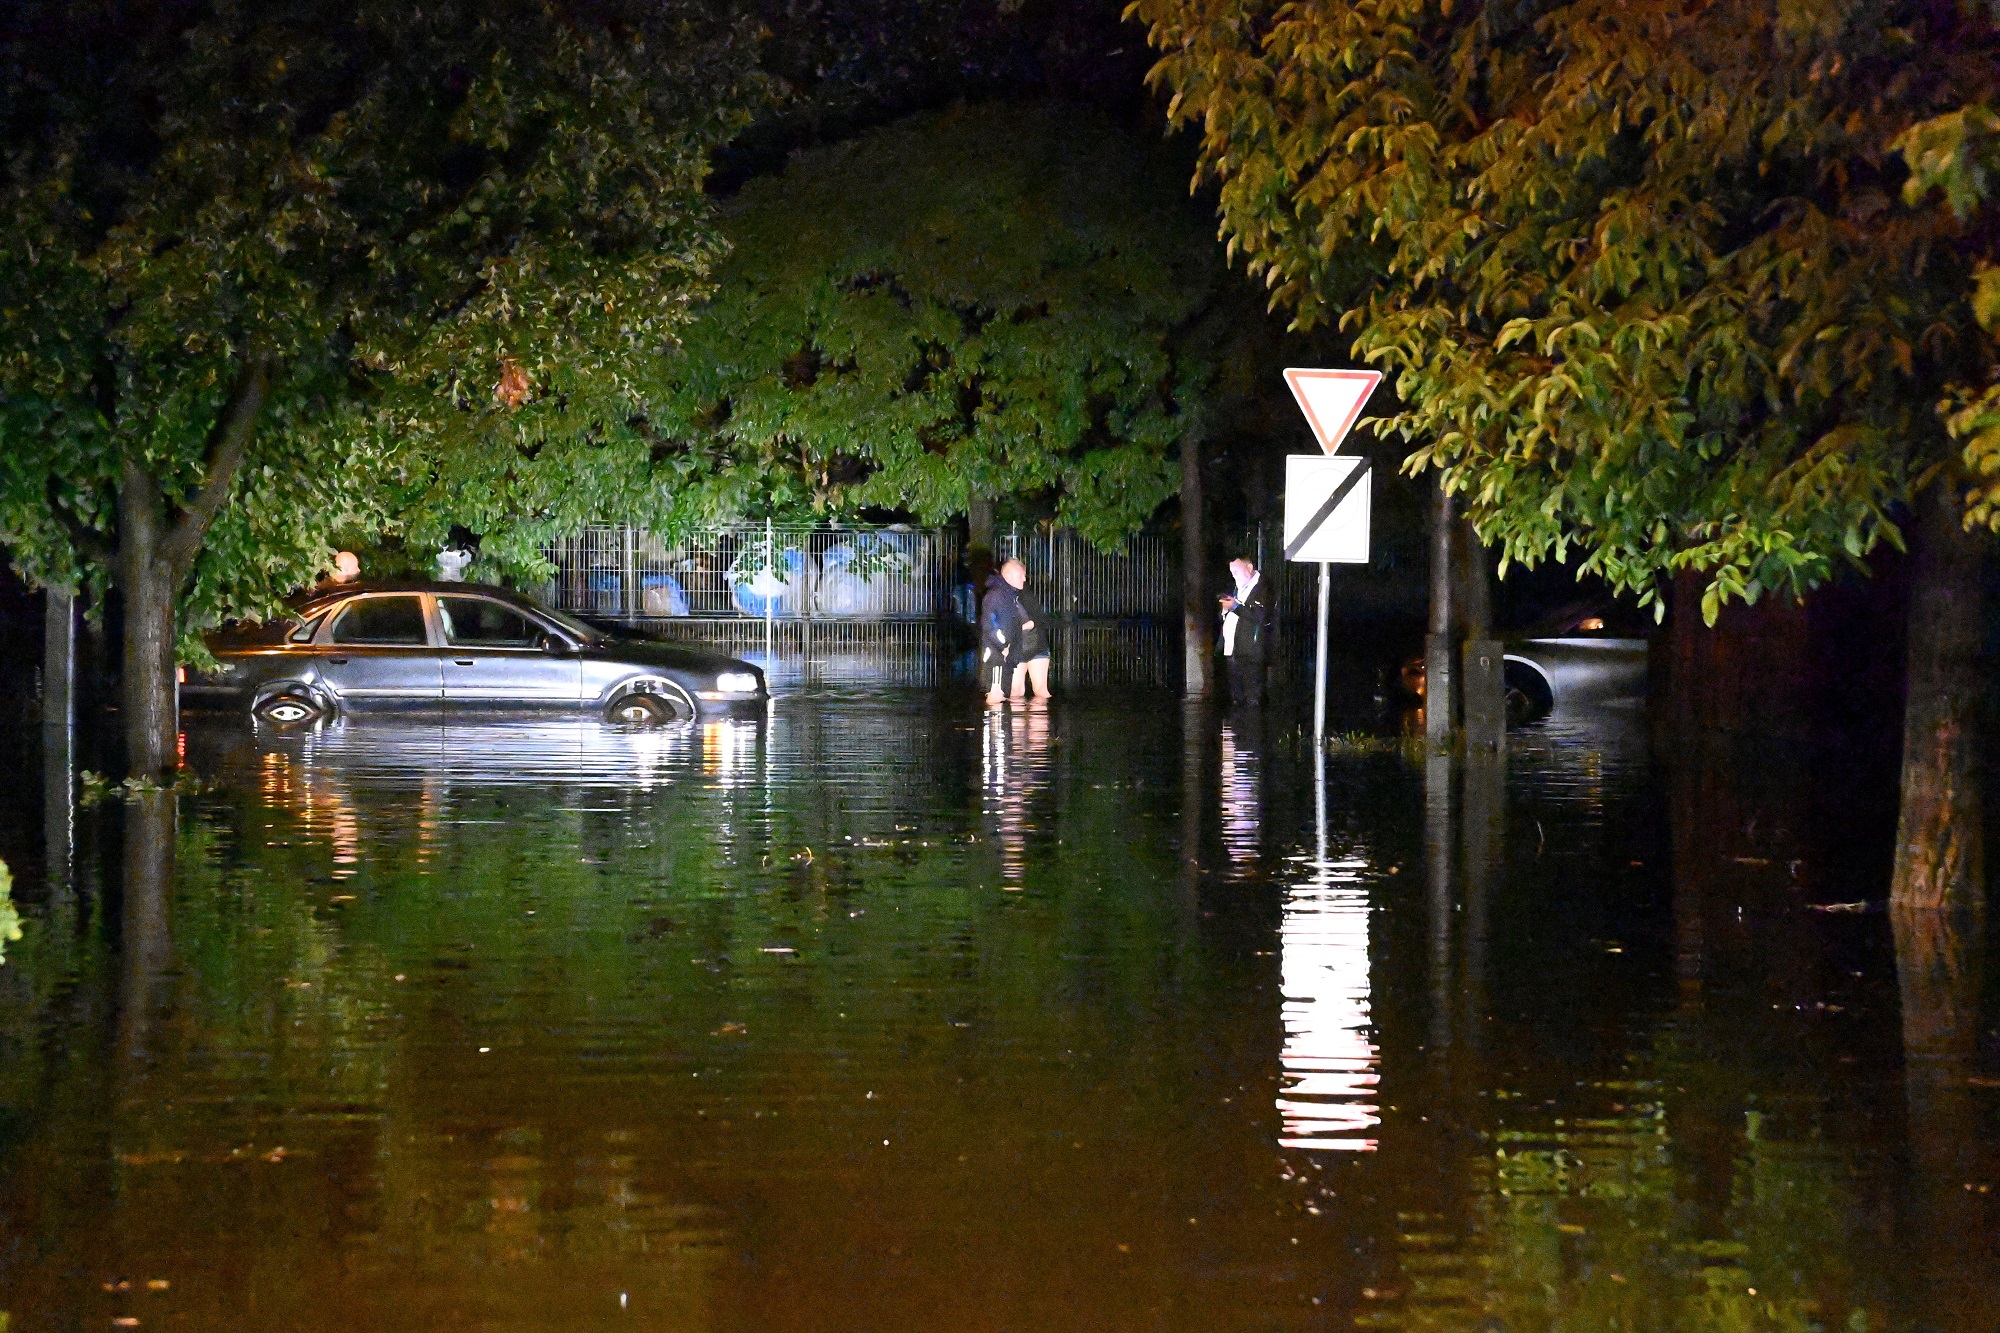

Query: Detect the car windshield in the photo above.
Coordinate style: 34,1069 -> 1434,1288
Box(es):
528,602 -> 605,644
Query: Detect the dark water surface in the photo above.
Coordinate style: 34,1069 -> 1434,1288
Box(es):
0,689 -> 1994,1330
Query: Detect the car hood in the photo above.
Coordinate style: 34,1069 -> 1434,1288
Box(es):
579,636 -> 756,678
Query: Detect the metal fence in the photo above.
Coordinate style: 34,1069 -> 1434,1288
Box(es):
996,525 -> 1178,621
539,524 -> 960,621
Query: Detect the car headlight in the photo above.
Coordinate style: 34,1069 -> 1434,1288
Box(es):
714,672 -> 760,695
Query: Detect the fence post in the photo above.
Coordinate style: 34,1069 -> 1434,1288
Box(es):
623,525 -> 637,620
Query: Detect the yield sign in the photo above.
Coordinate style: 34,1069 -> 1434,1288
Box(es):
1283,368 -> 1383,454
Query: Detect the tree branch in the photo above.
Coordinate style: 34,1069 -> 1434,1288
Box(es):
160,353 -> 272,580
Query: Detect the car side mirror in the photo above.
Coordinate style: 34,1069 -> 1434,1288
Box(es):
540,633 -> 568,653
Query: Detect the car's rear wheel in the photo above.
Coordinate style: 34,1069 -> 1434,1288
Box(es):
254,693 -> 322,725
1502,660 -> 1555,726
606,692 -> 690,725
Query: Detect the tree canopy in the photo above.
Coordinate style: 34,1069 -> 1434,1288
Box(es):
1131,0 -> 2000,619
0,0 -> 763,772
0,0 -> 762,625
645,101 -> 1233,546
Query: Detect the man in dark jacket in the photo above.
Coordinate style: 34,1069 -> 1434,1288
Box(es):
1218,556 -> 1269,708
980,564 -> 1026,703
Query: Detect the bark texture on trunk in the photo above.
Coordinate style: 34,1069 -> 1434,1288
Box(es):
42,587 -> 75,730
119,462 -> 180,779
1458,515 -> 1504,750
1890,481 -> 1986,911
1180,427 -> 1212,698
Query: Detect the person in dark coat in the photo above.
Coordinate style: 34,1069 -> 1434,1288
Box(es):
980,564 -> 1026,703
1005,560 -> 1053,700
1218,556 -> 1269,708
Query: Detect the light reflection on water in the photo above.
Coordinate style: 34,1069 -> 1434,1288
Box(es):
1275,848 -> 1379,1152
0,690 -> 1990,1330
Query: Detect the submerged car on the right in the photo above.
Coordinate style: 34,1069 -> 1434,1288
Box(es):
1502,604 -> 1652,722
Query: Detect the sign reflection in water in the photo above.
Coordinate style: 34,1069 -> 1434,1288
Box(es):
1276,758 -> 1379,1151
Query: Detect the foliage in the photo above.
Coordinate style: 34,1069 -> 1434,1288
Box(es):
1897,103 -> 2000,533
646,102 -> 1232,546
0,0 -> 762,637
1131,0 -> 2000,620
744,0 -> 1152,153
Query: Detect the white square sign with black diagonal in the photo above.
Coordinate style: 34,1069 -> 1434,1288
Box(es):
1283,455 -> 1371,563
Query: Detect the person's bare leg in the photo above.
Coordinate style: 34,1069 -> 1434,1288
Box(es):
1009,661 -> 1029,700
1028,656 -> 1052,699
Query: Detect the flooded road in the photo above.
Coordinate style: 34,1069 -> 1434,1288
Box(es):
0,689 -> 1993,1330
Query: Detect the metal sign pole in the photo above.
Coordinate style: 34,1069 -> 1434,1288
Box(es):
1313,560 -> 1330,744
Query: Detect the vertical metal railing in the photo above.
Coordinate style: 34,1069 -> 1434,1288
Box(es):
538,524 -> 962,621
537,522 -> 1180,688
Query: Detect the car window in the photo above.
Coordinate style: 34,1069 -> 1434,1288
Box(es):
329,596 -> 429,646
534,604 -> 604,644
439,597 -> 538,648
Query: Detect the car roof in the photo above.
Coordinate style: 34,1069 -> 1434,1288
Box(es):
295,580 -> 541,614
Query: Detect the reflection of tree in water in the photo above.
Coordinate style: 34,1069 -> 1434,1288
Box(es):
1364,1040 -> 1892,1332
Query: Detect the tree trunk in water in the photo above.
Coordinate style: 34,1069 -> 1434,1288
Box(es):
1890,481 -> 1986,911
1458,516 -> 1504,751
108,356 -> 271,779
1181,428 -> 1212,697
118,463 -> 180,779
1424,483 -> 1456,748
42,587 -> 75,731
967,495 -> 995,587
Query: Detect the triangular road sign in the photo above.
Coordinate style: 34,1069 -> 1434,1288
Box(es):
1283,368 -> 1383,455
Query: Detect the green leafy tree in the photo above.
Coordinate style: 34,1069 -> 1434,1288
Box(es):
1898,103 -> 2000,530
644,101 -> 1234,547
1130,0 -> 1999,907
0,0 -> 761,775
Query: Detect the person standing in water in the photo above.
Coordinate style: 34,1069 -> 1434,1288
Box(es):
980,561 -> 1026,704
1218,556 -> 1268,708
1005,559 -> 1053,701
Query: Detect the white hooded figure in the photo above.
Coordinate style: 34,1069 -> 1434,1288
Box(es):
436,547 -> 473,581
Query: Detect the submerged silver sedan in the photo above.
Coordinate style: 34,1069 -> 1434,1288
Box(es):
185,582 -> 766,725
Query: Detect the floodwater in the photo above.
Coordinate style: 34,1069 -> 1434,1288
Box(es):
0,687 -> 1993,1331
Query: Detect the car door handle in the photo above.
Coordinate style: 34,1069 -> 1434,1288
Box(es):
453,658 -> 475,665
327,656 -> 348,664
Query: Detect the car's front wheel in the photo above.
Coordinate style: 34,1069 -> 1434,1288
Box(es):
254,693 -> 322,725
605,692 -> 690,725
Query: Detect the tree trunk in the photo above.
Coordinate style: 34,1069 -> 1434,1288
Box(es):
967,494 -> 995,586
110,356 -> 271,779
42,586 -> 75,731
1458,515 -> 1504,750
1890,480 -> 1986,911
1181,427 -> 1212,697
1424,482 -> 1456,748
118,463 -> 180,779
